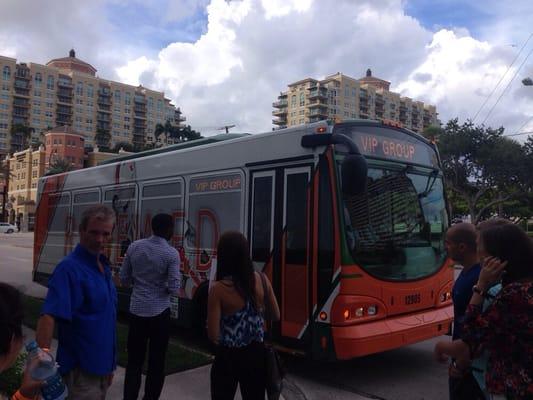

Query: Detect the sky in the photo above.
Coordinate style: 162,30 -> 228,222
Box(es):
0,0 -> 532,138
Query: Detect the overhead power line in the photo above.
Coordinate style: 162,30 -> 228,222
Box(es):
505,130 -> 533,137
481,44 -> 533,126
472,33 -> 533,123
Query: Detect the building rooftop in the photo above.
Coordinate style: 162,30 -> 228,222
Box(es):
46,49 -> 97,76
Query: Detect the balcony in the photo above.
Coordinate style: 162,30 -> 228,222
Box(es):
97,97 -> 111,106
12,116 -> 28,125
134,113 -> 146,120
13,99 -> 30,108
56,116 -> 71,125
308,108 -> 328,118
175,114 -> 186,123
272,100 -> 288,108
375,95 -> 384,104
272,118 -> 287,125
97,114 -> 110,122
13,88 -> 30,98
272,109 -> 288,117
57,90 -> 72,98
14,80 -> 30,89
98,88 -> 111,96
58,80 -> 73,88
56,108 -> 73,116
13,110 -> 29,118
15,71 -> 30,80
308,87 -> 328,99
134,96 -> 146,104
97,122 -> 111,131
134,106 -> 146,114
57,97 -> 73,105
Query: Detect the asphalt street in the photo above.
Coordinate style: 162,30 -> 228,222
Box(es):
0,232 -> 452,400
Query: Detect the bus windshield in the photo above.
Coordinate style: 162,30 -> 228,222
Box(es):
341,163 -> 448,281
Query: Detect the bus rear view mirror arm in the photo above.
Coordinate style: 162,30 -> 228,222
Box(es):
301,133 -> 368,196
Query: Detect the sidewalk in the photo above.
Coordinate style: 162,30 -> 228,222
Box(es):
21,327 -> 291,400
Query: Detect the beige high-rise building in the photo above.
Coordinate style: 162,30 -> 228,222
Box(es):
273,69 -> 439,133
0,50 -> 186,156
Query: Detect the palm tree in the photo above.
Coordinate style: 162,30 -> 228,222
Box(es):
95,128 -> 111,152
10,124 -> 34,153
45,158 -> 74,176
110,141 -> 135,153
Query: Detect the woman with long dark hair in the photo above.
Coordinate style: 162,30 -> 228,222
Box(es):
0,283 -> 44,400
208,231 -> 280,400
461,222 -> 533,399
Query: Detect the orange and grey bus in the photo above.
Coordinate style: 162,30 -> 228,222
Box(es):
33,119 -> 453,360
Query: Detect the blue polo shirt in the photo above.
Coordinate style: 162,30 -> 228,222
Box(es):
42,244 -> 117,376
451,263 -> 481,340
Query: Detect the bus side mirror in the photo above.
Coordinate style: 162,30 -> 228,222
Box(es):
341,154 -> 367,196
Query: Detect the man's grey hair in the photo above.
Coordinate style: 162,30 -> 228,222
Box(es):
79,205 -> 116,232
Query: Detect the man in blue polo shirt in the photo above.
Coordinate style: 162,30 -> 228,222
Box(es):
443,222 -> 484,400
36,205 -> 117,399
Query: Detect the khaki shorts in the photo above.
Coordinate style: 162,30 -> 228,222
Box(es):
64,368 -> 110,400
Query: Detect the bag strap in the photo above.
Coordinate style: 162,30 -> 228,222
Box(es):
259,272 -> 272,321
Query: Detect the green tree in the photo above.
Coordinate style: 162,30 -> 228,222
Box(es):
95,128 -> 111,152
110,141 -> 135,153
45,158 -> 74,176
155,121 -> 202,145
9,124 -> 34,153
435,119 -> 531,223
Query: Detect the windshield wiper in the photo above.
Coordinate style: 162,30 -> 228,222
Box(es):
418,169 -> 439,198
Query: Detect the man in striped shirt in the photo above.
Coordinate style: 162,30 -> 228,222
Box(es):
120,213 -> 181,400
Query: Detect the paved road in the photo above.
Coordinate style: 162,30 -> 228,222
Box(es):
0,232 -> 47,298
1,232 -> 451,399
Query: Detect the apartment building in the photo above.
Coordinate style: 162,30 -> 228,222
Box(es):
6,144 -> 46,231
272,69 -> 439,133
0,49 -> 186,156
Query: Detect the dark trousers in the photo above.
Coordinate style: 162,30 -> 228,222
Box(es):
123,308 -> 171,400
211,341 -> 266,400
449,373 -> 486,400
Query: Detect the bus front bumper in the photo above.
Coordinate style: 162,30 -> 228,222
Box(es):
331,304 -> 453,359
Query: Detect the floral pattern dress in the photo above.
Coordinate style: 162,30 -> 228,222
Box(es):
462,281 -> 533,400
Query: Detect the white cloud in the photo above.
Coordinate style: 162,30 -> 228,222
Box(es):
115,0 -> 433,133
396,29 -> 533,135
1,0 -> 531,137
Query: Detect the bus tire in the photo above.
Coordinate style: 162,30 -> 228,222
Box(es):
193,283 -> 209,338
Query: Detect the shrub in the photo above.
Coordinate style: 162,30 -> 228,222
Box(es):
0,352 -> 26,397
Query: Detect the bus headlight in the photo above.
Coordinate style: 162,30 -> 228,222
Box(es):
331,296 -> 386,325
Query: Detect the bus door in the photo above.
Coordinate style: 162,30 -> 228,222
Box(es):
249,166 -> 311,343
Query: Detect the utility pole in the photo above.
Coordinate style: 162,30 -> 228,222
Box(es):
217,124 -> 236,134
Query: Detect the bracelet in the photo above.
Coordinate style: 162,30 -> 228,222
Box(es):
12,389 -> 35,400
472,284 -> 485,297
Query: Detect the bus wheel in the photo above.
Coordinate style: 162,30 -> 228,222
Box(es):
193,283 -> 209,339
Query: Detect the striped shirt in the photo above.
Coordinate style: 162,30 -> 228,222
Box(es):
120,235 -> 181,317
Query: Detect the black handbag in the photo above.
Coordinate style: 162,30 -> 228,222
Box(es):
260,273 -> 285,400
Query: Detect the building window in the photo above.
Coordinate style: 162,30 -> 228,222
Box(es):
76,82 -> 83,96
47,76 -> 54,90
124,92 -> 131,105
87,84 -> 94,98
2,66 -> 10,81
114,90 -> 121,102
34,72 -> 42,86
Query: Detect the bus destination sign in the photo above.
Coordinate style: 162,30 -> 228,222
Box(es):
335,126 -> 438,167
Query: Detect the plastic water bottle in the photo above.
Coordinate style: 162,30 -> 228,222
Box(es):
25,341 -> 68,400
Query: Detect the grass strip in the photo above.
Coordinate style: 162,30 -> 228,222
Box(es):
21,294 -> 212,375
